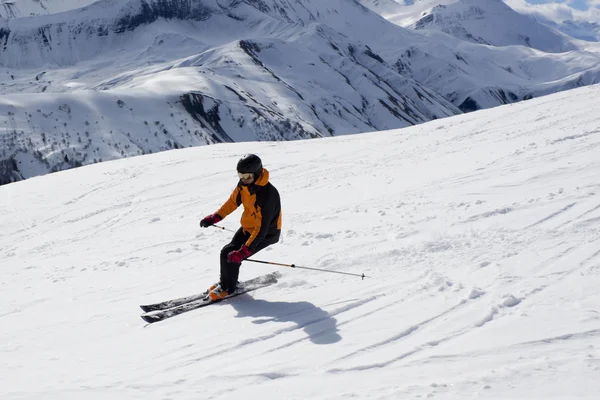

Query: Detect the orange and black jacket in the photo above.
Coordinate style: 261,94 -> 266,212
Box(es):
216,168 -> 282,251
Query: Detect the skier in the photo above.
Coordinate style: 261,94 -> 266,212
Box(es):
199,154 -> 282,300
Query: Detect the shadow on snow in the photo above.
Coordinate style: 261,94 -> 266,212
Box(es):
230,296 -> 342,345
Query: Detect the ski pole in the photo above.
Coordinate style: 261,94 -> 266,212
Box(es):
212,224 -> 236,233
210,225 -> 368,279
245,258 -> 369,280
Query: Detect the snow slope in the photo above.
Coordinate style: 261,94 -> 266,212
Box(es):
2,83 -> 600,399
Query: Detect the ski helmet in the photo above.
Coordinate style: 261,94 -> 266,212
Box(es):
237,154 -> 263,179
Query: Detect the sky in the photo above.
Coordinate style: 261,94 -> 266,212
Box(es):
1,80 -> 599,399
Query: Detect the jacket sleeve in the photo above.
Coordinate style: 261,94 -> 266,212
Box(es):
245,190 -> 278,251
216,186 -> 242,219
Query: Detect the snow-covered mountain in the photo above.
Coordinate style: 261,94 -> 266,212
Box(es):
0,0 -> 462,183
503,0 -> 600,42
0,0 -> 98,18
551,19 -> 600,42
360,0 -> 600,108
1,0 -> 600,183
409,0 -> 576,53
363,0 -> 577,52
2,82 -> 599,399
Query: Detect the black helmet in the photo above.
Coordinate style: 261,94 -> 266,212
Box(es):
237,154 -> 263,177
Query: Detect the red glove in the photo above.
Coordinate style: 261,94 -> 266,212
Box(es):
199,213 -> 222,228
227,245 -> 252,263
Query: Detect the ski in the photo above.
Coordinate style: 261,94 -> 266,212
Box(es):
141,271 -> 282,312
140,271 -> 281,324
140,290 -> 209,313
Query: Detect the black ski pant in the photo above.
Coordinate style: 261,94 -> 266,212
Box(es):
220,228 -> 279,292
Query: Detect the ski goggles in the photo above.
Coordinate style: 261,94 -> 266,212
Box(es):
237,172 -> 254,180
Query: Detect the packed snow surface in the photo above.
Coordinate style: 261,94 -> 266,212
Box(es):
1,84 -> 600,399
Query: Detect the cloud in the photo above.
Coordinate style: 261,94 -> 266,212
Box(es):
504,0 -> 600,22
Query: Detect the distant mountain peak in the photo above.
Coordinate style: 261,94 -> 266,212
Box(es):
411,0 -> 576,53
